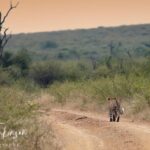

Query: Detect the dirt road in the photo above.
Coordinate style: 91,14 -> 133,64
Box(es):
46,109 -> 150,150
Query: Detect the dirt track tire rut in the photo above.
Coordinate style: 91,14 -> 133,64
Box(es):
47,109 -> 150,150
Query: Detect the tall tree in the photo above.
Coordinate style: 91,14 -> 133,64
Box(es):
0,1 -> 19,61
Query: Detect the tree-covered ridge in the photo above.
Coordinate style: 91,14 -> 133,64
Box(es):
6,24 -> 150,60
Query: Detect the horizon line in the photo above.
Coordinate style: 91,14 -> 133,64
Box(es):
12,23 -> 150,35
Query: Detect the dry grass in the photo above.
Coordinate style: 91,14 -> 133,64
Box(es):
0,86 -> 61,150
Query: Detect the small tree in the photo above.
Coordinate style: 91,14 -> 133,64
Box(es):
0,1 -> 19,61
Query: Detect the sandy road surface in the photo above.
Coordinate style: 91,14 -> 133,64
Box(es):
45,109 -> 150,150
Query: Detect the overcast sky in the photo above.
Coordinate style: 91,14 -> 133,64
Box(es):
0,0 -> 150,33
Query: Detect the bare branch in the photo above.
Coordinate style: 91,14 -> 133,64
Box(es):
2,33 -> 12,48
0,1 -> 19,60
2,28 -> 9,41
1,1 -> 19,24
0,12 -> 2,31
0,12 -> 2,23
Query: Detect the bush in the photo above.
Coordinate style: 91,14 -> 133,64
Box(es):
0,69 -> 12,85
2,51 -> 14,68
29,61 -> 65,86
93,65 -> 110,78
7,65 -> 22,80
41,41 -> 58,49
13,49 -> 31,73
63,61 -> 92,81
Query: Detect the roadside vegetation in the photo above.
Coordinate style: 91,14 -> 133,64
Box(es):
0,50 -> 60,149
0,47 -> 150,121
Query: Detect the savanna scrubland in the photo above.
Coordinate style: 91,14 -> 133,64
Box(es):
0,24 -> 150,149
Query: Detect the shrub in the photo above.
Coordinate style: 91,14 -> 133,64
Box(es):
7,65 -> 22,80
13,49 -> 31,72
41,41 -> 58,49
2,51 -> 14,68
29,61 -> 65,86
0,69 -> 12,85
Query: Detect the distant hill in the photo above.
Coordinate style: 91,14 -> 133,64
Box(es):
6,24 -> 150,61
